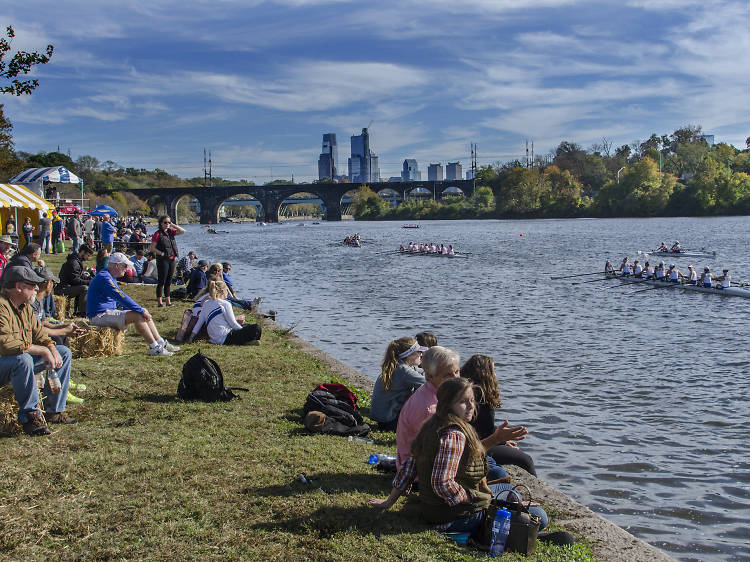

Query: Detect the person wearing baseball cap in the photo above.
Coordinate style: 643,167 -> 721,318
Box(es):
85,253 -> 180,357
0,234 -> 16,279
186,259 -> 209,300
0,266 -> 76,436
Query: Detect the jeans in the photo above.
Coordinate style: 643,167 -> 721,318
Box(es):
41,233 -> 51,254
0,346 -> 72,423
71,236 -> 80,253
487,456 -> 508,481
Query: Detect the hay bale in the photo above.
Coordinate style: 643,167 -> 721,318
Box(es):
0,385 -> 21,436
69,326 -> 125,358
53,295 -> 77,320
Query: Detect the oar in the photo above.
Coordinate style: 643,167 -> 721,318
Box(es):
602,278 -> 647,290
632,282 -> 683,294
550,271 -> 605,280
571,277 -> 615,285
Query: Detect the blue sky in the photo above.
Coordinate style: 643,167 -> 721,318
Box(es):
3,0 -> 749,182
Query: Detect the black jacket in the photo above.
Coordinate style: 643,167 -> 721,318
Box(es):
57,252 -> 89,290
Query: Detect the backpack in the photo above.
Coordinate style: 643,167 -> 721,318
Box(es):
177,352 -> 240,402
302,382 -> 370,437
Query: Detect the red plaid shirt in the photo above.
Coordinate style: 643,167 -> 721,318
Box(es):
393,428 -> 470,506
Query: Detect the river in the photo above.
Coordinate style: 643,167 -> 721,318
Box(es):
179,216 -> 750,561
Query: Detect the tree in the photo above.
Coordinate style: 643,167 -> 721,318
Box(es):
351,185 -> 387,219
0,104 -> 24,179
23,150 -> 76,170
597,157 -> 675,216
1,26 -> 54,96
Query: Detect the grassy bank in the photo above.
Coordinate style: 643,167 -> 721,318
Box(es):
1,253 -> 594,560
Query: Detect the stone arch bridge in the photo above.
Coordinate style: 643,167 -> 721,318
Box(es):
107,180 -> 476,223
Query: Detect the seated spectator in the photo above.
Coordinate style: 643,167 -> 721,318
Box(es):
188,280 -> 261,346
86,252 -> 180,357
221,262 -> 237,298
0,234 -> 17,278
416,331 -> 438,348
186,259 -> 209,299
370,378 -> 548,533
55,244 -> 94,317
177,250 -> 197,283
141,252 -> 158,284
0,266 -> 76,436
370,337 -> 426,431
5,242 -> 41,274
130,248 -> 148,280
462,355 -> 537,476
96,247 -> 110,273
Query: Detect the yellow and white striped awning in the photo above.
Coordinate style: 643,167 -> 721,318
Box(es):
0,184 -> 52,211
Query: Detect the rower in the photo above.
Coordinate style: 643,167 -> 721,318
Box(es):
633,259 -> 643,277
399,245 -> 406,252
716,269 -> 731,289
667,264 -> 682,283
430,243 -> 438,253
686,264 -> 698,285
604,259 -> 615,274
643,261 -> 654,278
671,240 -> 681,253
440,244 -> 449,255
619,256 -> 632,276
655,261 -> 667,280
658,241 -> 669,252
700,267 -> 712,288
447,245 -> 455,255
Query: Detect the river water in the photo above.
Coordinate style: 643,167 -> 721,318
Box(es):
180,217 -> 750,561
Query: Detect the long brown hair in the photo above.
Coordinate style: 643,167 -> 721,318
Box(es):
380,337 -> 417,391
461,354 -> 501,408
411,378 -> 484,463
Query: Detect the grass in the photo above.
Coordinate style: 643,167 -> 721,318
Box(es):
0,252 -> 596,560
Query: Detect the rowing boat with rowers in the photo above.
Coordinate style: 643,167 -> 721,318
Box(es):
605,272 -> 750,299
642,250 -> 716,259
399,250 -> 468,259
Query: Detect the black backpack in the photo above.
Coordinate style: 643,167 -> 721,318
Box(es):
177,352 -> 240,402
302,387 -> 370,436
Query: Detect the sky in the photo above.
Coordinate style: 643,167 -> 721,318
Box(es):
2,0 -> 749,183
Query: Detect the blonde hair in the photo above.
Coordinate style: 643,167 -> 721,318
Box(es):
380,337 -> 416,391
208,280 -> 228,299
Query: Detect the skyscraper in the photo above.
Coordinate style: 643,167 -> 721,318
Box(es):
317,133 -> 338,180
428,163 -> 444,181
348,128 -> 380,182
402,159 -> 420,181
446,162 -> 463,181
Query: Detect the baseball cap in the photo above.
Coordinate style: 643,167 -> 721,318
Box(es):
109,252 -> 134,268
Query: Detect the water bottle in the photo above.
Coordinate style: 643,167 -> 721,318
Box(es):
368,453 -> 396,465
348,435 -> 373,444
489,508 -> 511,557
46,369 -> 62,394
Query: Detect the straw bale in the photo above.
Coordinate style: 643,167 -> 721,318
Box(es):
69,326 -> 125,358
0,385 -> 21,436
53,295 -> 76,320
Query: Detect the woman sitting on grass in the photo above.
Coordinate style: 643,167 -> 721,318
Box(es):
188,280 -> 261,346
461,355 -> 537,476
370,337 -> 426,431
370,377 -> 548,533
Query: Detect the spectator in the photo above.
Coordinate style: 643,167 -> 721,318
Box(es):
38,212 -> 52,254
82,215 -> 95,248
176,250 -> 197,284
150,215 -> 185,307
100,215 -> 115,253
22,217 -> 34,247
51,211 -> 64,253
186,260 -> 209,299
188,280 -> 261,346
55,244 -> 94,317
86,252 -> 180,357
96,247 -> 110,273
0,235 -> 16,278
130,248 -> 148,279
141,252 -> 158,284
5,242 -> 41,274
66,212 -> 83,254
221,262 -> 238,298
0,266 -> 76,436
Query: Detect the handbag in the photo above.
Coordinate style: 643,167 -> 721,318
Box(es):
468,484 -> 540,554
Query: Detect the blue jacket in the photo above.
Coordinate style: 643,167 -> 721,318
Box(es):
187,268 -> 207,297
86,269 -> 144,318
222,272 -> 233,287
101,221 -> 116,244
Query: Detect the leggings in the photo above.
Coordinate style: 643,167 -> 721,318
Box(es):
487,444 -> 537,476
222,324 -> 262,346
156,257 -> 175,299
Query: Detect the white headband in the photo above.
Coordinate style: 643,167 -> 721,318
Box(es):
398,342 -> 427,359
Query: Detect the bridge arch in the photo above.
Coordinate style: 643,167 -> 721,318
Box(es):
174,194 -> 200,223
218,194 -> 262,222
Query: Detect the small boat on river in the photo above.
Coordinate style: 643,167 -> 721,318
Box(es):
644,250 -> 716,259
400,250 -> 468,259
605,272 -> 750,299
402,223 -> 420,229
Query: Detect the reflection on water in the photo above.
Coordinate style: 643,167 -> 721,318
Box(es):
183,216 -> 750,561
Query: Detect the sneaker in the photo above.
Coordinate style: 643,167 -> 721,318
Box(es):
46,412 -> 78,425
148,344 -> 173,357
66,392 -> 85,405
22,410 -> 51,436
162,341 -> 180,352
69,381 -> 87,391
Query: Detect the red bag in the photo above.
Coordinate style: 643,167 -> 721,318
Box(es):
313,382 -> 357,410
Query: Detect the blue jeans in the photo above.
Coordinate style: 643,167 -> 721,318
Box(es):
0,346 -> 72,423
487,456 -> 508,481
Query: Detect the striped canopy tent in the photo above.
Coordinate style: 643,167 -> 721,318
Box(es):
0,184 -> 53,244
8,166 -> 83,186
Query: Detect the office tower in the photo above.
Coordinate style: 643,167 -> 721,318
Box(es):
348,128 -> 379,182
428,163 -> 444,181
317,133 -> 338,180
446,162 -> 463,181
401,159 -> 420,181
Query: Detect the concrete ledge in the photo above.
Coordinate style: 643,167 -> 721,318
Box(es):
263,317 -> 675,561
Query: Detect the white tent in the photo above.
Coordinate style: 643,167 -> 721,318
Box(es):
8,166 -> 84,208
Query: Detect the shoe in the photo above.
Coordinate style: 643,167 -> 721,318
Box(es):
162,341 -> 180,352
66,392 -> 84,405
22,410 -> 51,436
157,302 -> 165,307
165,301 -> 173,307
248,340 -> 261,346
148,344 -> 173,357
69,381 -> 87,391
46,411 -> 78,425
537,531 -> 575,546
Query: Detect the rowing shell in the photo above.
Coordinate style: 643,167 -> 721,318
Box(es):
605,273 -> 750,299
399,251 -> 468,259
644,250 -> 716,259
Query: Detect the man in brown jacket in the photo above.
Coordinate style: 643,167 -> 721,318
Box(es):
0,266 -> 76,436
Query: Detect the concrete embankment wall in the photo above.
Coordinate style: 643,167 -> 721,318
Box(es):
273,320 -> 675,562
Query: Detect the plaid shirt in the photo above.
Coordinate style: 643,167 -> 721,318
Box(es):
393,428 -> 470,506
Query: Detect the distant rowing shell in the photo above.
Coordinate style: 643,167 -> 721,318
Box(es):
605,273 -> 750,299
398,251 -> 468,259
643,250 -> 716,259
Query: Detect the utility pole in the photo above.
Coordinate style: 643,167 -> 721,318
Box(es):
471,142 -> 478,211
525,140 -> 529,168
208,151 -> 212,187
203,149 -> 208,187
531,141 -> 534,168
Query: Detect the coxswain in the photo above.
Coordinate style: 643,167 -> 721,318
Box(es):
447,245 -> 455,255
700,267 -> 712,288
716,269 -> 731,289
655,261 -> 667,280
633,259 -> 643,277
619,257 -> 632,275
604,259 -> 615,274
686,265 -> 698,285
671,240 -> 681,253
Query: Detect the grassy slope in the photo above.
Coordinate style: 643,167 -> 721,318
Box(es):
0,253 -> 594,561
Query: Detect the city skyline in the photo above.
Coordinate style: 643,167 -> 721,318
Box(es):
3,1 -> 749,183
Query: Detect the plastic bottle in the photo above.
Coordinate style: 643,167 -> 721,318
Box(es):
347,435 -> 373,444
47,369 -> 62,394
489,508 -> 511,557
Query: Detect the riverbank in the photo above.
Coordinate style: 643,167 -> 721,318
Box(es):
0,259 -> 668,560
